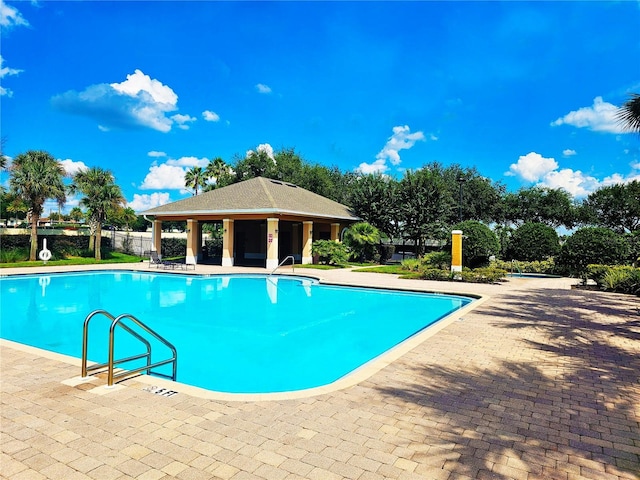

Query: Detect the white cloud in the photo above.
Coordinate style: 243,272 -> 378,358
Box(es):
540,169 -> 600,198
377,125 -> 426,166
59,159 -> 88,177
51,70 -> 181,133
551,96 -> 624,134
357,125 -> 425,174
255,83 -> 272,94
147,151 -> 166,158
111,70 -> 177,105
139,156 -> 208,191
246,143 -> 275,160
0,55 -> 23,97
356,159 -> 388,175
140,163 -> 188,190
128,192 -> 172,212
166,156 -> 208,168
0,0 -> 29,29
171,113 -> 196,130
562,149 -> 576,157
506,152 -> 640,197
505,152 -> 558,182
203,110 -> 220,122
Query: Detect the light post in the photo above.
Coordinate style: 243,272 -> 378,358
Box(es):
456,174 -> 466,222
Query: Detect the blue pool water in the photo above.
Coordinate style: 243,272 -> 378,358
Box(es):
0,271 -> 472,393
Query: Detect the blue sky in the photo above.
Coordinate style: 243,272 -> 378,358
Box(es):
1,0 -> 639,214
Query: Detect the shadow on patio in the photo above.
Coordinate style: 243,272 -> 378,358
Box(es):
373,287 -> 640,479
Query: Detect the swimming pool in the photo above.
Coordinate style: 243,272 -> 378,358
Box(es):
0,271 -> 472,393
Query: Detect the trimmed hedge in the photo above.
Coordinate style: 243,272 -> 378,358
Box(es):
0,234 -> 112,260
160,237 -> 187,258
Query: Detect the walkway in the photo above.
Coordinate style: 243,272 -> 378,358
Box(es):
1,264 -> 639,479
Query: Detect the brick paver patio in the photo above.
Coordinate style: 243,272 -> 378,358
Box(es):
1,264 -> 639,479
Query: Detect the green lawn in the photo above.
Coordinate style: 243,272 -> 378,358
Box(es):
0,252 -> 144,268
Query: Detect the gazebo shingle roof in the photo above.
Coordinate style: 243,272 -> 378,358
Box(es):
141,176 -> 359,221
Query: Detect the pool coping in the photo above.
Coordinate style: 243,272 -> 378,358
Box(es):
0,265 -> 488,401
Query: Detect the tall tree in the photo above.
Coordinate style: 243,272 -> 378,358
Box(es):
0,136 -> 7,171
9,150 -> 66,260
617,93 -> 640,134
184,166 -> 207,195
580,181 -> 640,233
233,148 -> 276,181
70,167 -> 125,260
441,164 -> 506,224
108,206 -> 138,231
503,186 -> 576,228
397,167 -> 455,255
348,173 -> 400,239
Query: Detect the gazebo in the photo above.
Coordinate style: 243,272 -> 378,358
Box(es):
141,177 -> 360,269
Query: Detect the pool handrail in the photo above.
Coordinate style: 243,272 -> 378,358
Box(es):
270,255 -> 295,275
81,309 -> 178,386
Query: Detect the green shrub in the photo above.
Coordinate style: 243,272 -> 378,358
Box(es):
343,222 -> 380,263
506,222 -> 560,261
626,230 -> 640,266
587,264 -> 640,295
419,268 -> 452,281
120,233 -> 134,255
0,247 -> 29,263
0,234 -> 114,261
51,238 -> 81,259
493,258 -> 556,274
378,244 -> 395,264
312,240 -> 349,266
401,258 -> 421,272
459,267 -> 507,283
450,220 -> 499,268
557,227 -> 628,277
421,251 -> 452,270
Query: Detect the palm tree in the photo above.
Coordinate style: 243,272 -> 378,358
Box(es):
9,150 -> 66,260
0,136 -> 7,170
205,157 -> 229,186
343,222 -> 381,263
70,167 -> 125,260
118,206 -> 138,231
184,166 -> 206,195
617,93 -> 640,134
69,207 -> 84,224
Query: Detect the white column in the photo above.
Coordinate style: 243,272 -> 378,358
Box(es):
266,218 -> 279,270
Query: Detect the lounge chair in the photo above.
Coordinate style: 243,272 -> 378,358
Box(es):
149,251 -> 177,269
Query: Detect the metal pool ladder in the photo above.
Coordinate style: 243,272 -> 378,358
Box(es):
270,255 -> 295,275
81,309 -> 177,387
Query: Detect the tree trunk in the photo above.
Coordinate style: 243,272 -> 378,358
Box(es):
95,224 -> 102,260
88,220 -> 97,252
29,213 -> 39,261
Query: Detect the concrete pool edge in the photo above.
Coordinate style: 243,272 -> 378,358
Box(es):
0,273 -> 488,401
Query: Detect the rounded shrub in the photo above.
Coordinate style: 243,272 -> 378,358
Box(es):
451,220 -> 499,268
557,227 -> 629,276
506,222 -> 560,261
